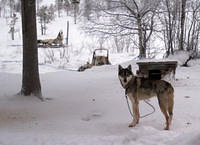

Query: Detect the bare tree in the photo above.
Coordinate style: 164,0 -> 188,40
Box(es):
179,0 -> 187,50
56,0 -> 63,17
82,0 -> 93,21
9,0 -> 15,17
159,0 -> 200,57
158,0 -> 180,56
185,0 -> 200,51
72,0 -> 80,24
37,5 -> 55,35
36,0 -> 43,12
20,0 -> 42,100
81,0 -> 200,58
63,0 -> 72,16
9,13 -> 18,40
82,0 -> 160,59
0,0 -> 21,17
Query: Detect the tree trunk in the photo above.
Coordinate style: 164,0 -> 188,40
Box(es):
137,16 -> 145,58
20,0 -> 42,100
165,0 -> 174,56
74,3 -> 77,24
186,16 -> 194,51
0,7 -> 1,17
179,0 -> 186,50
10,0 -> 13,17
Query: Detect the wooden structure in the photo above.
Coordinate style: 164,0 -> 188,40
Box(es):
136,60 -> 178,80
37,31 -> 64,48
78,48 -> 111,72
91,49 -> 111,66
38,44 -> 65,48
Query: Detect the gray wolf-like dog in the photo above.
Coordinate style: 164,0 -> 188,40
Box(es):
37,31 -> 64,46
118,64 -> 174,130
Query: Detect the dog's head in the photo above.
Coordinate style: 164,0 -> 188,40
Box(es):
118,64 -> 134,88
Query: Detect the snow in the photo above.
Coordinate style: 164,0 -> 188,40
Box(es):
1,59 -> 200,144
1,3 -> 200,145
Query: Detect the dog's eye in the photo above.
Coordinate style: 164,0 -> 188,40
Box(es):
126,71 -> 132,76
118,71 -> 122,75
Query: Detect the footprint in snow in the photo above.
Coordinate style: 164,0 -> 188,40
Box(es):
81,112 -> 102,121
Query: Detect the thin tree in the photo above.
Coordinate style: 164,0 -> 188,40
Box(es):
63,0 -> 71,16
72,0 -> 80,24
20,0 -> 43,100
56,0 -> 63,17
179,0 -> 187,50
37,5 -> 55,35
158,0 -> 180,57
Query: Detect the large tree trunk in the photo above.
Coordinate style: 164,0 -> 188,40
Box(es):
20,0 -> 42,99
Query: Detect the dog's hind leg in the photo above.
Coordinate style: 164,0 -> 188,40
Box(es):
168,90 -> 174,125
158,96 -> 170,130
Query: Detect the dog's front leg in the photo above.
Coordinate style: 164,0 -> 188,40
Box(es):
129,102 -> 140,127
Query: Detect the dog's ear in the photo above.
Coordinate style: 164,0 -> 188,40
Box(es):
128,64 -> 132,71
118,65 -> 123,71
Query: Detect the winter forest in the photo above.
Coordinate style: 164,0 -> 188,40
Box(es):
0,0 -> 200,145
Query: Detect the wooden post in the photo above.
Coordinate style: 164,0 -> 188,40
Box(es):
66,20 -> 69,46
11,27 -> 14,40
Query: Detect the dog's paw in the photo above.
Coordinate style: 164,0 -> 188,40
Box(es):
164,126 -> 170,130
128,123 -> 136,128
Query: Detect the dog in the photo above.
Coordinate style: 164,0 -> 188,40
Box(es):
118,64 -> 174,130
38,31 -> 64,46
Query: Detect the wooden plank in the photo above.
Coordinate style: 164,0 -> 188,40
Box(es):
137,61 -> 177,65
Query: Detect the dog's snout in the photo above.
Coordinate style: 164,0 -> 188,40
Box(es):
124,78 -> 127,82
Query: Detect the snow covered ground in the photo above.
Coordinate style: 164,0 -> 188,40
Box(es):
1,3 -> 200,144
0,59 -> 200,145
